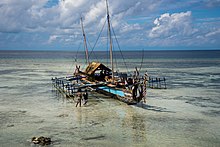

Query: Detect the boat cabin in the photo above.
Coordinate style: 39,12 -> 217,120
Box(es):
84,62 -> 111,81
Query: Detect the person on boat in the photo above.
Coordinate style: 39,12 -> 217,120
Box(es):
143,70 -> 149,103
100,70 -> 105,81
127,78 -> 133,85
145,70 -> 149,78
83,89 -> 88,105
74,65 -> 80,75
126,77 -> 133,90
76,88 -> 82,107
132,67 -> 139,83
132,81 -> 138,101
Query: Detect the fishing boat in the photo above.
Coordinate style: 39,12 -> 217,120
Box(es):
52,0 -> 149,105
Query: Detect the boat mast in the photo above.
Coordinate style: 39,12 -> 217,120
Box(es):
80,17 -> 89,64
106,0 -> 114,82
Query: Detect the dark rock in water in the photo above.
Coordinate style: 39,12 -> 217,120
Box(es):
57,114 -> 68,117
32,137 -> 40,144
7,124 -> 14,127
32,136 -> 52,146
82,135 -> 105,140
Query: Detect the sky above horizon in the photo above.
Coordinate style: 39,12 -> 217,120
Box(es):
0,0 -> 220,51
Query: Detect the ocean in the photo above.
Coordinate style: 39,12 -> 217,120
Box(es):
0,50 -> 220,146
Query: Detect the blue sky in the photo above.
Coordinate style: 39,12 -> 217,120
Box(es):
0,0 -> 220,51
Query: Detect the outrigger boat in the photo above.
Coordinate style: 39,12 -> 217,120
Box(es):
52,63 -> 148,105
52,0 -> 154,105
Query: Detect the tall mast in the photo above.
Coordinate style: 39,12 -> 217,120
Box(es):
106,0 -> 114,82
81,17 -> 89,64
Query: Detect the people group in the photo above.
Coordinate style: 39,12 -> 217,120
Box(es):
75,88 -> 88,107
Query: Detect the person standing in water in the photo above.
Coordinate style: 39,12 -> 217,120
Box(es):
83,89 -> 88,105
76,88 -> 82,107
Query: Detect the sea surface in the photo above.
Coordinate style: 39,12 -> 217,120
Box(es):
0,50 -> 220,147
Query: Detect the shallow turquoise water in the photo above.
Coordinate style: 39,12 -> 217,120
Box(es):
0,50 -> 220,146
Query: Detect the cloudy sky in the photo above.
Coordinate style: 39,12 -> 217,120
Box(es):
0,0 -> 220,50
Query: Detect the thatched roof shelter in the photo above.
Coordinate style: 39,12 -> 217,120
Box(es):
84,62 -> 111,75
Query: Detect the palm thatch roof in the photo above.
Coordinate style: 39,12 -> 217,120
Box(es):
84,62 -> 111,75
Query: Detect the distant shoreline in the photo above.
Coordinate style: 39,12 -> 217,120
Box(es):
0,49 -> 220,52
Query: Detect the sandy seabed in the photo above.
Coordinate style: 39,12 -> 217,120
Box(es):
0,58 -> 220,147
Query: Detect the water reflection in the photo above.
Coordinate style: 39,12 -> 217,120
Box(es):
121,108 -> 147,144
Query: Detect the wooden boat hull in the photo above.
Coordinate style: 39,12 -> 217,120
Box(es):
95,86 -> 137,105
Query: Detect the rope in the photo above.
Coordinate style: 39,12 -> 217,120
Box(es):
87,38 -> 98,61
88,19 -> 107,61
111,24 -> 129,73
67,41 -> 82,76
112,41 -> 118,72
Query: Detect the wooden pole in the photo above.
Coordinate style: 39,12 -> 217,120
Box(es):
106,0 -> 114,82
81,17 -> 89,64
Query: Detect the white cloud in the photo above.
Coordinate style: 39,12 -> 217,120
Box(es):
205,28 -> 220,37
84,0 -> 106,26
120,23 -> 141,33
0,0 -> 48,32
0,0 -> 161,34
149,11 -> 195,38
48,35 -> 59,43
